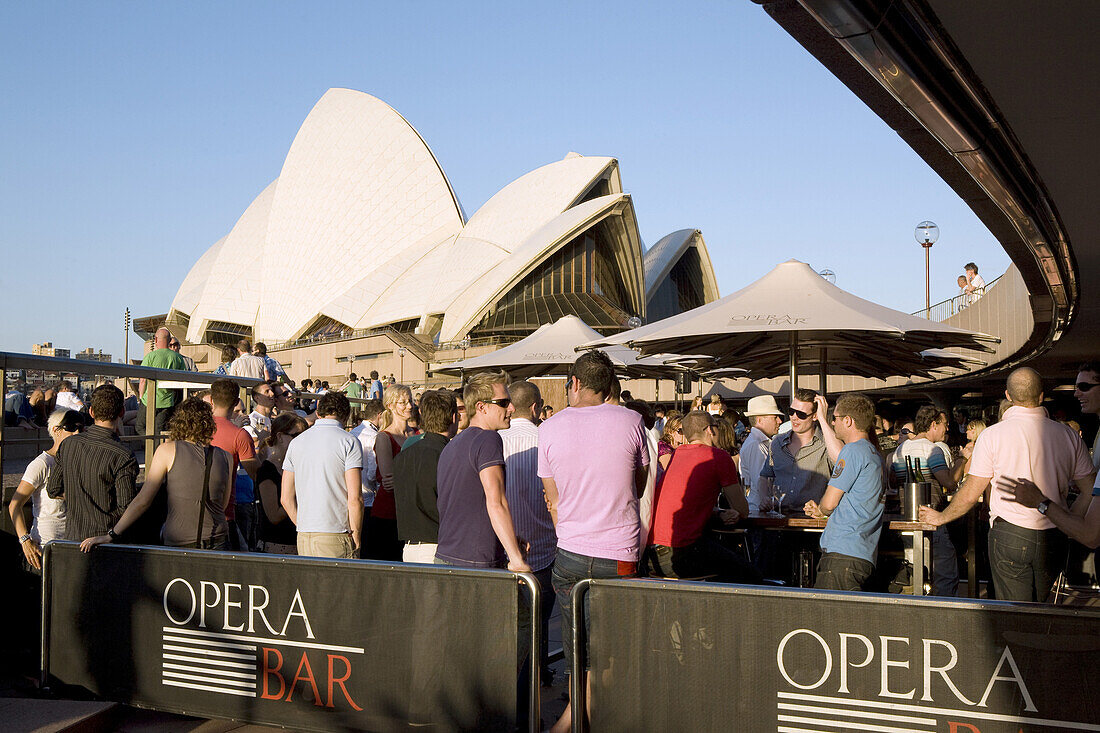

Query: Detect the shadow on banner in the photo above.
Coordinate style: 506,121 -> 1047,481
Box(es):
577,579 -> 1100,733
43,542 -> 538,732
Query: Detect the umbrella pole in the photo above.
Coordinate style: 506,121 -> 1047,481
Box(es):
789,332 -> 798,399
819,347 -> 827,397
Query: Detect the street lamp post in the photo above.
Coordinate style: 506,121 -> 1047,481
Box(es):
915,221 -> 939,319
398,347 -> 406,383
348,353 -> 355,380
306,359 -> 312,381
124,308 -> 131,366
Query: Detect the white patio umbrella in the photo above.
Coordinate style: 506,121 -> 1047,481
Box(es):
583,260 -> 998,397
433,315 -> 685,380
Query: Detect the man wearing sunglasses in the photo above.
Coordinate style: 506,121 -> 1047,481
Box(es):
760,389 -> 842,511
1073,362 -> 1100,469
435,370 -> 530,572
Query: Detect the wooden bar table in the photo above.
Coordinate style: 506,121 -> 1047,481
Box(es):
739,512 -> 936,595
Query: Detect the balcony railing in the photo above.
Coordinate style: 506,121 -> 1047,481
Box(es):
912,274 -> 1002,322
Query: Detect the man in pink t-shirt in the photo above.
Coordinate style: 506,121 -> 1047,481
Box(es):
539,350 -> 648,733
921,368 -> 1095,601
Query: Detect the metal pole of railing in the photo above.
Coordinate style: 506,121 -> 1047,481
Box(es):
0,360 -> 6,491
144,379 -> 157,461
40,542 -> 53,691
570,579 -> 592,733
517,572 -> 542,733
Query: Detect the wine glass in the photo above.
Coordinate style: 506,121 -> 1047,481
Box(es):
766,484 -> 784,517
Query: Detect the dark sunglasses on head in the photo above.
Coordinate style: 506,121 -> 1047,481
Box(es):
483,398 -> 512,409
1076,382 -> 1100,392
788,407 -> 814,420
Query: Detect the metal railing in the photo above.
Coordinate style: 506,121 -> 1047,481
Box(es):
912,274 -> 1002,321
2,351 -> 264,533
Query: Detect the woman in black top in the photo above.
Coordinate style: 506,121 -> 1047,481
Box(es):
257,412 -> 308,554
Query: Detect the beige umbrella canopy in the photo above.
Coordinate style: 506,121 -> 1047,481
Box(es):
584,260 -> 998,396
433,315 -> 685,380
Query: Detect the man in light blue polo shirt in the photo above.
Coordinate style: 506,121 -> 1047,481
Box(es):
804,393 -> 885,591
281,391 -> 363,559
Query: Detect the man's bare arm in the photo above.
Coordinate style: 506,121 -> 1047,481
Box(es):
1002,475 -> 1100,548
280,470 -> 298,526
814,395 -> 843,463
345,467 -> 363,550
541,477 -> 559,527
481,465 -> 530,572
920,474 -> 991,526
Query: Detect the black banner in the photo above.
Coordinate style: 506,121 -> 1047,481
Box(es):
45,542 -> 527,732
586,581 -> 1100,733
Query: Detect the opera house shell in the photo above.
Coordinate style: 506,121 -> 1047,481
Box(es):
168,88 -> 719,350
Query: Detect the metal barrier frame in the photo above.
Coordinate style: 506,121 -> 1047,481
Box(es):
40,542 -> 541,733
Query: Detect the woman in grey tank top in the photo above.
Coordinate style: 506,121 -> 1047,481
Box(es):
79,397 -> 233,551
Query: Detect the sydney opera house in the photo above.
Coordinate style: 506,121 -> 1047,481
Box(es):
147,88 -> 718,385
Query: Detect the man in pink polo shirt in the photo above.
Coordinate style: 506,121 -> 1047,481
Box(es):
539,350 -> 648,733
921,367 -> 1095,601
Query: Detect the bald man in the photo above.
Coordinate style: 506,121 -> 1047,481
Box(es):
135,327 -> 186,438
921,368 -> 1095,602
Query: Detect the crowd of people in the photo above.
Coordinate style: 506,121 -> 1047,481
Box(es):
11,327 -> 1100,730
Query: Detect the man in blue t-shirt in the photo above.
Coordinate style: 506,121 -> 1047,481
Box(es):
804,393 -> 885,591
434,370 -> 530,572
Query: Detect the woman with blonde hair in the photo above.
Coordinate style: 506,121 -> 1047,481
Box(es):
256,412 -> 308,554
657,411 -> 685,478
690,395 -> 704,412
80,397 -> 233,551
367,383 -> 413,559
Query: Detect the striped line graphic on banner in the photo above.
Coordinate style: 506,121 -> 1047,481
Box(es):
161,629 -> 258,698
776,691 -> 937,733
776,691 -> 1100,732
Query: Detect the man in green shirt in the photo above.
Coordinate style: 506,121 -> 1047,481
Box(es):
343,373 -> 363,422
135,327 -> 186,437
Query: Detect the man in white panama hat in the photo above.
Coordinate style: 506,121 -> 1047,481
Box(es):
742,395 -> 785,512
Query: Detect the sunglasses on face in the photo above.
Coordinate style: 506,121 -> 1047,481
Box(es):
483,398 -> 512,409
899,428 -> 913,435
1076,382 -> 1100,392
788,407 -> 814,420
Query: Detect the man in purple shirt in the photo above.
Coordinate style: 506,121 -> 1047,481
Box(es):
434,370 -> 530,572
539,350 -> 649,733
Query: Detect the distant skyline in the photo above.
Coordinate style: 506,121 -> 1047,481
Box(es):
0,1 -> 1009,356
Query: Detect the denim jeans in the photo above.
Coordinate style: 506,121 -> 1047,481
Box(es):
989,518 -> 1066,602
551,548 -> 636,672
931,524 -> 960,597
814,552 -> 873,591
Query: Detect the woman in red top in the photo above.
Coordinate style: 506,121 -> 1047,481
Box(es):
366,383 -> 412,560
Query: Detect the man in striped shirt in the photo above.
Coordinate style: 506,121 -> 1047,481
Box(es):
47,384 -> 139,542
499,380 -> 557,680
891,405 -> 959,596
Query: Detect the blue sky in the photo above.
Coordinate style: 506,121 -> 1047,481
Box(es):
0,1 -> 1008,357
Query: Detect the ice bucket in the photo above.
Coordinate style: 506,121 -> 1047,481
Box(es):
903,482 -> 932,521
